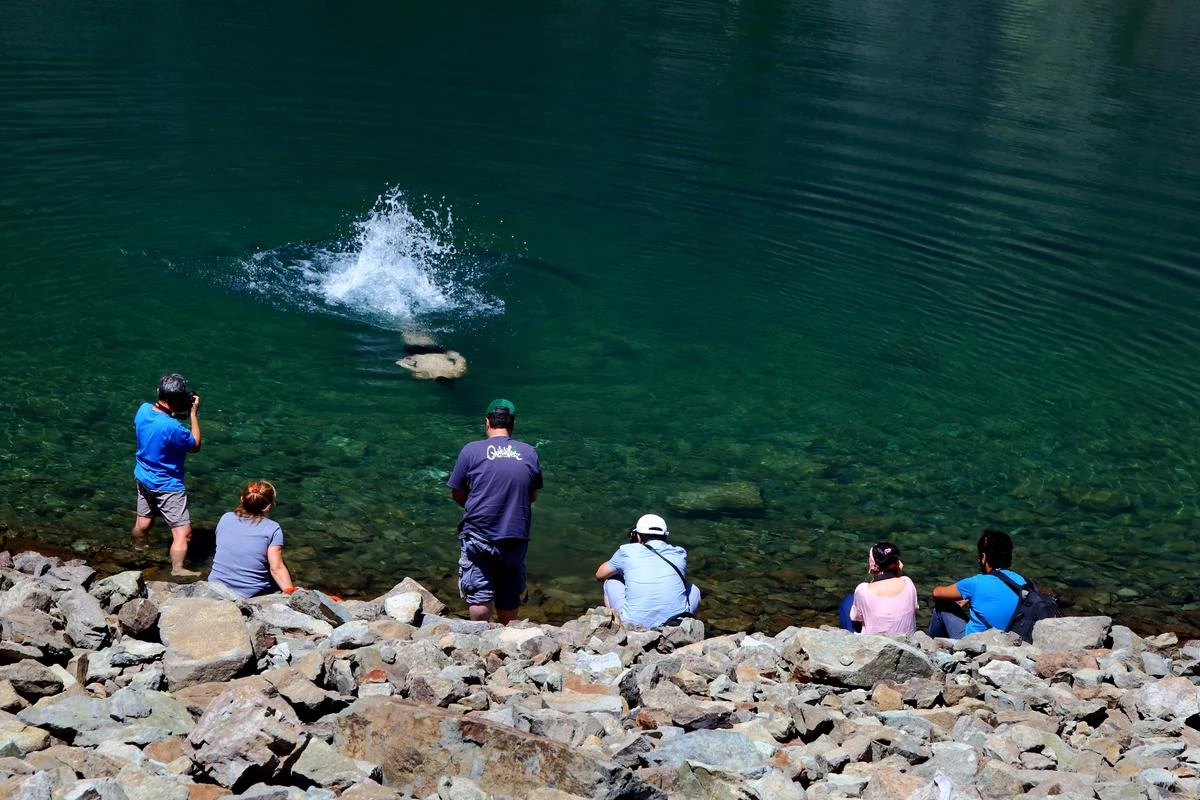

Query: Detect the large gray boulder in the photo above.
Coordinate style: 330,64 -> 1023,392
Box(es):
0,715 -> 51,758
0,661 -> 63,700
781,628 -> 936,688
1,609 -> 70,658
89,572 -> 146,613
17,694 -> 110,739
1132,677 -> 1200,722
0,577 -> 55,616
289,737 -> 379,790
17,687 -> 191,748
253,603 -> 335,638
1032,616 -> 1112,650
59,588 -> 111,649
643,729 -> 770,772
117,598 -> 160,640
188,684 -> 304,790
334,697 -> 663,800
287,589 -> 355,627
73,687 -> 194,747
159,597 -> 254,690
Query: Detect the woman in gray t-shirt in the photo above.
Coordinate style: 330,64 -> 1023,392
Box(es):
209,480 -> 295,598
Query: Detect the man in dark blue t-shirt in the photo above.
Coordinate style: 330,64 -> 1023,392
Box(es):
447,398 -> 543,624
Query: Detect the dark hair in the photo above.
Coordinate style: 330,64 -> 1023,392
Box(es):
977,528 -> 1013,569
870,541 -> 901,571
157,373 -> 192,413
486,410 -> 515,432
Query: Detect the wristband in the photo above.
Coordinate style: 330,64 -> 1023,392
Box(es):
282,586 -> 299,595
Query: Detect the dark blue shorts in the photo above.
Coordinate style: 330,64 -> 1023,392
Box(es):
458,536 -> 528,610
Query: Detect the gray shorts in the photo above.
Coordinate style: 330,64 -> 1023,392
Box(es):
135,481 -> 191,527
458,536 -> 527,610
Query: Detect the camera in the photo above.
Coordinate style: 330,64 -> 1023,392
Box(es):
166,390 -> 196,415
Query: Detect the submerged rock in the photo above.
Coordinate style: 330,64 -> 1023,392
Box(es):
665,481 -> 764,517
396,351 -> 467,381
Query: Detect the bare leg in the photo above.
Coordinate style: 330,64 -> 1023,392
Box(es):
496,607 -> 519,625
131,515 -> 152,549
169,523 -> 200,577
468,602 -> 494,622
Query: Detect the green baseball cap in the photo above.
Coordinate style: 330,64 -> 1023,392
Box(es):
486,398 -> 516,415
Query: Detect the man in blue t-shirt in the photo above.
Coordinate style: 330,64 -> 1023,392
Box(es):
595,513 -> 701,629
929,528 -> 1026,638
132,373 -> 203,577
447,398 -> 543,624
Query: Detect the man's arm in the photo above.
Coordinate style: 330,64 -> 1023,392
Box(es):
451,487 -> 468,508
530,488 -> 539,503
595,561 -> 619,581
932,582 -> 963,602
188,394 -> 202,453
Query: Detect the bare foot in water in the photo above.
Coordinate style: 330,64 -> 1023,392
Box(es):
131,531 -> 149,551
171,567 -> 202,578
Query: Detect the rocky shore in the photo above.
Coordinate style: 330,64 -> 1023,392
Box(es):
1,549 -> 1198,800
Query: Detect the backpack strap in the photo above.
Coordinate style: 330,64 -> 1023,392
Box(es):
641,542 -> 692,598
990,570 -> 1032,596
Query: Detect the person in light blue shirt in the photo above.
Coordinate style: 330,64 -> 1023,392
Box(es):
595,513 -> 701,628
132,373 -> 202,577
929,528 -> 1026,638
209,480 -> 295,598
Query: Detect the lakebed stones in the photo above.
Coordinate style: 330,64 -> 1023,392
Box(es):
665,481 -> 764,517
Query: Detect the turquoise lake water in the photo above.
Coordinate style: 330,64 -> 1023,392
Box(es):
3,1 -> 1200,634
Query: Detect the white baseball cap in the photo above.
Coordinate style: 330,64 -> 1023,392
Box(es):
631,513 -> 670,537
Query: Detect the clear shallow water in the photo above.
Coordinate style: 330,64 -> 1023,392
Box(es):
3,0 -> 1200,634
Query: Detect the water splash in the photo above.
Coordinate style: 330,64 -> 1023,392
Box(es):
239,189 -> 504,330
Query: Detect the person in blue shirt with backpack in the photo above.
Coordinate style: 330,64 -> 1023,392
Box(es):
594,513 -> 701,628
929,528 -> 1026,638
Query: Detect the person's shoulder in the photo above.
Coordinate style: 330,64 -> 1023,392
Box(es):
956,573 -> 982,590
513,438 -> 540,456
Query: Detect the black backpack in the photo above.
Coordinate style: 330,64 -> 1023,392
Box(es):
981,570 -> 1059,642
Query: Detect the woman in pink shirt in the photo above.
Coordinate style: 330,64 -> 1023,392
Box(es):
843,541 -> 918,635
